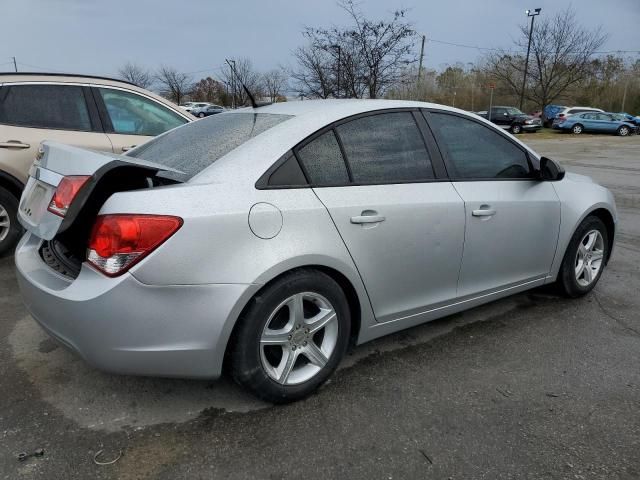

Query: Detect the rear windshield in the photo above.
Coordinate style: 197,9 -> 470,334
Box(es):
128,112 -> 292,179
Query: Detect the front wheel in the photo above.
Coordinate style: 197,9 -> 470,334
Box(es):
617,125 -> 630,136
230,269 -> 351,403
198,112 -> 206,118
557,216 -> 608,297
510,124 -> 522,134
0,187 -> 21,256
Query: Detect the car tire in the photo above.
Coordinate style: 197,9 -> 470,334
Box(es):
198,112 -> 205,118
510,124 -> 522,134
230,269 -> 351,404
572,124 -> 584,134
556,216 -> 608,298
0,187 -> 22,256
617,125 -> 630,137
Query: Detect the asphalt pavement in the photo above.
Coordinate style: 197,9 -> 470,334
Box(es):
1,133 -> 639,479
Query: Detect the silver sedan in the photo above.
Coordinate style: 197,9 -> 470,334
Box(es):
15,100 -> 616,403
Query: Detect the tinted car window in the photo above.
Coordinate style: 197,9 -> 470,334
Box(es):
335,112 -> 434,184
296,130 -> 350,186
0,84 -> 92,131
129,113 -> 292,180
98,88 -> 187,136
428,112 -> 532,179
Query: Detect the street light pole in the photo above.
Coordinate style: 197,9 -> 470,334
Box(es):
519,8 -> 541,111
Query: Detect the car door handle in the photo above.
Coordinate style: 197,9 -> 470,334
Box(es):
0,141 -> 30,149
121,145 -> 137,152
351,211 -> 386,224
472,206 -> 496,217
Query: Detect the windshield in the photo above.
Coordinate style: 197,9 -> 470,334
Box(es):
128,113 -> 292,179
505,107 -> 525,115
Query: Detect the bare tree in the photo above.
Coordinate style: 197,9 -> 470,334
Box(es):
486,7 -> 607,110
118,62 -> 153,89
155,66 -> 192,105
191,77 -> 224,103
293,0 -> 416,99
221,58 -> 262,107
262,69 -> 288,102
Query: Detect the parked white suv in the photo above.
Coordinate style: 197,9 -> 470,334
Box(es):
0,73 -> 194,254
552,106 -> 604,127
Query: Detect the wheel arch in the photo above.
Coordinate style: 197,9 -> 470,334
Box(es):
0,170 -> 25,200
220,262 -> 369,375
588,207 -> 615,264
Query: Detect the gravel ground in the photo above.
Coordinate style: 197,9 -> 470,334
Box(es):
1,134 -> 639,479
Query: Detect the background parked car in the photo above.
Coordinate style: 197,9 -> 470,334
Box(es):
551,106 -> 604,128
192,104 -> 225,118
617,112 -> 640,127
479,106 -> 542,134
542,104 -> 566,127
0,72 -> 193,254
179,102 -> 197,110
554,112 -> 636,136
182,102 -> 211,113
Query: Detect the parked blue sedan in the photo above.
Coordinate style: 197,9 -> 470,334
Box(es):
555,112 -> 637,136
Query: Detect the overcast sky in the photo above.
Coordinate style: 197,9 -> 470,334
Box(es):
2,0 -> 638,82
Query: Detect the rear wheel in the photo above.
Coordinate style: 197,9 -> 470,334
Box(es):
230,270 -> 350,403
617,125 -> 630,136
557,216 -> 608,297
198,112 -> 206,118
0,187 -> 21,256
572,124 -> 584,134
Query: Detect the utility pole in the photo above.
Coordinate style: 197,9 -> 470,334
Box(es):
519,8 -> 541,111
12,56 -> 17,72
621,77 -> 629,112
417,35 -> 426,90
227,59 -> 236,109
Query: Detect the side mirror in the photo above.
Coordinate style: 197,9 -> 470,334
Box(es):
539,156 -> 565,181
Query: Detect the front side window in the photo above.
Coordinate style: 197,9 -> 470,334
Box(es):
0,84 -> 92,131
296,130 -> 350,186
428,112 -> 533,180
98,88 -> 187,136
335,112 -> 434,184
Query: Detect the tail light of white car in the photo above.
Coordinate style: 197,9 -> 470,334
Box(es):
87,214 -> 183,277
47,175 -> 91,217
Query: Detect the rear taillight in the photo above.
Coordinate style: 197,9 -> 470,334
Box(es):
87,214 -> 183,277
47,175 -> 91,217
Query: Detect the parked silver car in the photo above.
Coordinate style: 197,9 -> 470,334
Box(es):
15,100 -> 616,403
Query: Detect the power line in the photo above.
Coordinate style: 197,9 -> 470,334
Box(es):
426,37 -> 640,55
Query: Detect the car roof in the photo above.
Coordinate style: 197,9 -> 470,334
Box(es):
0,72 -> 137,87
230,99 -> 464,124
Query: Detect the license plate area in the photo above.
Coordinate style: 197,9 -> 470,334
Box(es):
20,179 -> 53,224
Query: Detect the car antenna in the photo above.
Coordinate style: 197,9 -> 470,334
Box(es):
225,59 -> 271,109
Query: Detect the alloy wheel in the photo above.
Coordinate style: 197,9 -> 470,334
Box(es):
575,229 -> 605,287
619,126 -> 629,136
260,292 -> 339,385
573,125 -> 583,134
0,204 -> 10,242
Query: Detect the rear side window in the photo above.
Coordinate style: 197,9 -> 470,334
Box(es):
0,84 -> 92,131
428,112 -> 533,180
335,112 -> 434,183
129,113 -> 291,180
296,130 -> 350,186
98,88 -> 187,136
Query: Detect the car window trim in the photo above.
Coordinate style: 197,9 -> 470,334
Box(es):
82,86 -> 104,132
0,84 -> 98,133
93,86 -> 189,137
422,108 -> 537,182
294,107 -> 445,188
